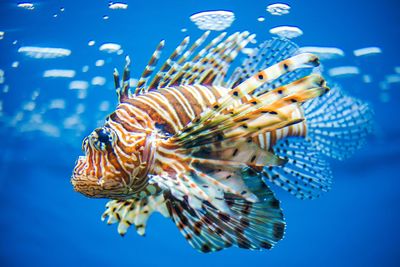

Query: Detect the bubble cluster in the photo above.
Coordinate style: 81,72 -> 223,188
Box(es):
266,3 -> 290,16
95,59 -> 105,67
269,26 -> 303,39
17,3 -> 34,10
109,2 -> 128,10
49,99 -> 66,110
69,80 -> 89,90
190,10 -> 235,31
299,46 -> 345,60
0,69 -> 4,84
328,66 -> 360,77
99,43 -> 121,53
91,76 -> 106,86
43,69 -> 76,78
99,101 -> 111,112
353,47 -> 382,57
18,46 -> 71,59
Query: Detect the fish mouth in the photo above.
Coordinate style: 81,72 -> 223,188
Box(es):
71,155 -> 106,198
70,172 -> 104,198
71,156 -> 131,199
71,173 -> 126,199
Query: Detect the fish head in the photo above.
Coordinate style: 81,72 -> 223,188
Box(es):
71,122 -> 153,199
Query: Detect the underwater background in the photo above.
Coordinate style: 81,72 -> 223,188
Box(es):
0,0 -> 399,266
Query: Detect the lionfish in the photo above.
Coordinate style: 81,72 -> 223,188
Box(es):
71,31 -> 371,253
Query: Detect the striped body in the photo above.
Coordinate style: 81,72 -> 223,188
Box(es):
111,84 -> 307,149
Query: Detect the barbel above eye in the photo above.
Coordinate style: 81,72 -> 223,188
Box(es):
81,136 -> 89,152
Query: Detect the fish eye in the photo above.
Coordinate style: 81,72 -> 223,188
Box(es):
90,127 -> 115,151
96,128 -> 111,143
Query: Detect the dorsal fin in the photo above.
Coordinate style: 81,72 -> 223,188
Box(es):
114,56 -> 132,102
159,32 -> 227,88
176,31 -> 211,65
155,31 -> 210,89
147,36 -> 191,90
134,40 -> 165,95
180,32 -> 242,85
117,33 -> 310,101
212,32 -> 256,85
182,32 -> 255,86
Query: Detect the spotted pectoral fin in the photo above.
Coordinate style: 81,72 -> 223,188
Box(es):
165,168 -> 285,253
102,194 -> 169,236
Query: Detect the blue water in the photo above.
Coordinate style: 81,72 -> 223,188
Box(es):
1,0 -> 399,266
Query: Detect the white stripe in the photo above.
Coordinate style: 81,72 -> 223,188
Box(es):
136,94 -> 177,128
168,87 -> 195,118
151,92 -> 184,129
258,133 -> 265,149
